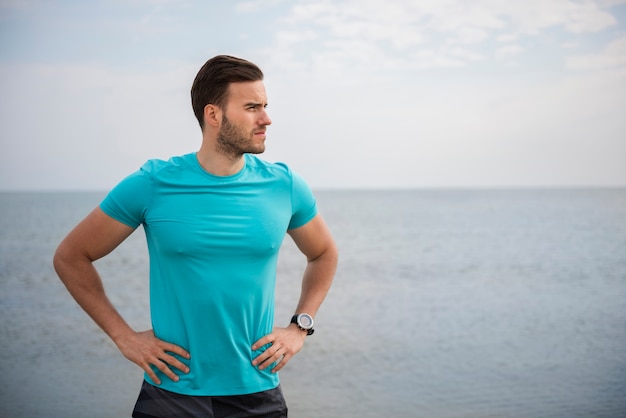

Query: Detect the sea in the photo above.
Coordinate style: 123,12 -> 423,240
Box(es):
1,189 -> 625,418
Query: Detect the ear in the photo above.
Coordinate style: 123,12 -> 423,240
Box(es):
203,104 -> 222,128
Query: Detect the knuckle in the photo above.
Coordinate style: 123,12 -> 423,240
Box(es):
156,361 -> 168,372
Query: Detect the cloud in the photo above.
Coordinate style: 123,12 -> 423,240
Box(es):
244,0 -> 622,79
596,0 -> 626,6
0,0 -> 36,12
275,29 -> 319,46
235,0 -> 287,13
1,0 -> 624,190
566,34 -> 626,71
0,61 -> 200,190
264,59 -> 626,188
496,44 -> 524,57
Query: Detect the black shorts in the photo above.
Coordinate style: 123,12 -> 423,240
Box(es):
132,381 -> 288,418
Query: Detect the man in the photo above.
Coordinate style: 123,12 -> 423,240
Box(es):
53,55 -> 338,417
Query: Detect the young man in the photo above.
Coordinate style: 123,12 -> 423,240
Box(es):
53,55 -> 338,417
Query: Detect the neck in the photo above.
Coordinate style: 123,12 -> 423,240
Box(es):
196,145 -> 245,177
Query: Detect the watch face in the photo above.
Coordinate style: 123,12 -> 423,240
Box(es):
298,314 -> 314,329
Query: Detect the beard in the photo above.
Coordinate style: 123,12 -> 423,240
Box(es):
216,114 -> 265,159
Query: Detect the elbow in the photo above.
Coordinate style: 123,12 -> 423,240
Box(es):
317,240 -> 339,271
52,242 -> 69,278
329,241 -> 339,266
52,239 -> 84,281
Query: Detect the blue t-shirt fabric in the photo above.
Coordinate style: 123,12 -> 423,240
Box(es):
100,152 -> 318,396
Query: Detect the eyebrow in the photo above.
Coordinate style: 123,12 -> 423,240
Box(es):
245,102 -> 268,108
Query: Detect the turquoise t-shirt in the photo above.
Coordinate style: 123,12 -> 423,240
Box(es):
100,153 -> 317,396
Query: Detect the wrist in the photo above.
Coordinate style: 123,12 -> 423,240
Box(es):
109,323 -> 137,348
289,322 -> 308,335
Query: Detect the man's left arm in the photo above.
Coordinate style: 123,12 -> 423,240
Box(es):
252,213 -> 338,372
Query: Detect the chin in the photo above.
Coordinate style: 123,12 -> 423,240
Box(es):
250,145 -> 266,154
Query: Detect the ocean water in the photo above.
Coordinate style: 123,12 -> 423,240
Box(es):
1,189 -> 625,418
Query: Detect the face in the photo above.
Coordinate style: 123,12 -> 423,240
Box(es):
216,81 -> 272,158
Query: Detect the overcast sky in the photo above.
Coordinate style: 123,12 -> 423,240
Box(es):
1,0 -> 625,190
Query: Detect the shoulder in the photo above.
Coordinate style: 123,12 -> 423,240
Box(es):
131,153 -> 202,187
140,153 -> 195,178
107,153 -> 194,199
245,155 -> 313,195
245,154 -> 293,178
100,154 -> 196,226
244,155 -> 314,198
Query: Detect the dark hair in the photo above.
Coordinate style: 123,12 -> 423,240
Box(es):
191,55 -> 264,129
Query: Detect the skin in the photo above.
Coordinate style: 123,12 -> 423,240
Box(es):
53,80 -> 338,383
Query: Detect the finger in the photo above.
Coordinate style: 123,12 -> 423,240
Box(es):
251,349 -> 270,367
142,362 -> 162,385
252,348 -> 274,368
152,358 -> 182,382
162,352 -> 191,374
160,341 -> 191,360
257,347 -> 284,370
259,342 -> 281,358
251,335 -> 273,351
271,352 -> 293,373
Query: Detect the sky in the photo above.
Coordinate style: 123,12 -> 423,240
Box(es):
1,0 -> 625,190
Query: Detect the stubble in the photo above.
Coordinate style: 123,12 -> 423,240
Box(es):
216,115 -> 264,160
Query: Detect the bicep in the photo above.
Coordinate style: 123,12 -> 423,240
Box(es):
287,214 -> 336,261
57,207 -> 137,262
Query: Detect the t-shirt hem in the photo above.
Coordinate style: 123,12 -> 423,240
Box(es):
146,376 -> 281,397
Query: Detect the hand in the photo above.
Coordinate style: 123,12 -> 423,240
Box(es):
116,329 -> 190,385
251,325 -> 307,373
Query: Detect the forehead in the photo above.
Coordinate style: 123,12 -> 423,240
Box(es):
226,80 -> 267,105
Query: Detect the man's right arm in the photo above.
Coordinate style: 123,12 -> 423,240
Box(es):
53,207 -> 190,384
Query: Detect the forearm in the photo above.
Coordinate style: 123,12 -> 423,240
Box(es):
53,208 -> 190,383
54,246 -> 191,384
253,246 -> 337,372
294,245 -> 338,317
53,250 -> 134,345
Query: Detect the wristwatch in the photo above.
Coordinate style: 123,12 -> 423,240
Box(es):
291,313 -> 315,335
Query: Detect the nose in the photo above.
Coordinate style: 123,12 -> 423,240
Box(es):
260,109 -> 272,126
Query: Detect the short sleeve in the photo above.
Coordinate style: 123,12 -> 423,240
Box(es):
99,167 -> 153,228
288,170 -> 318,230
